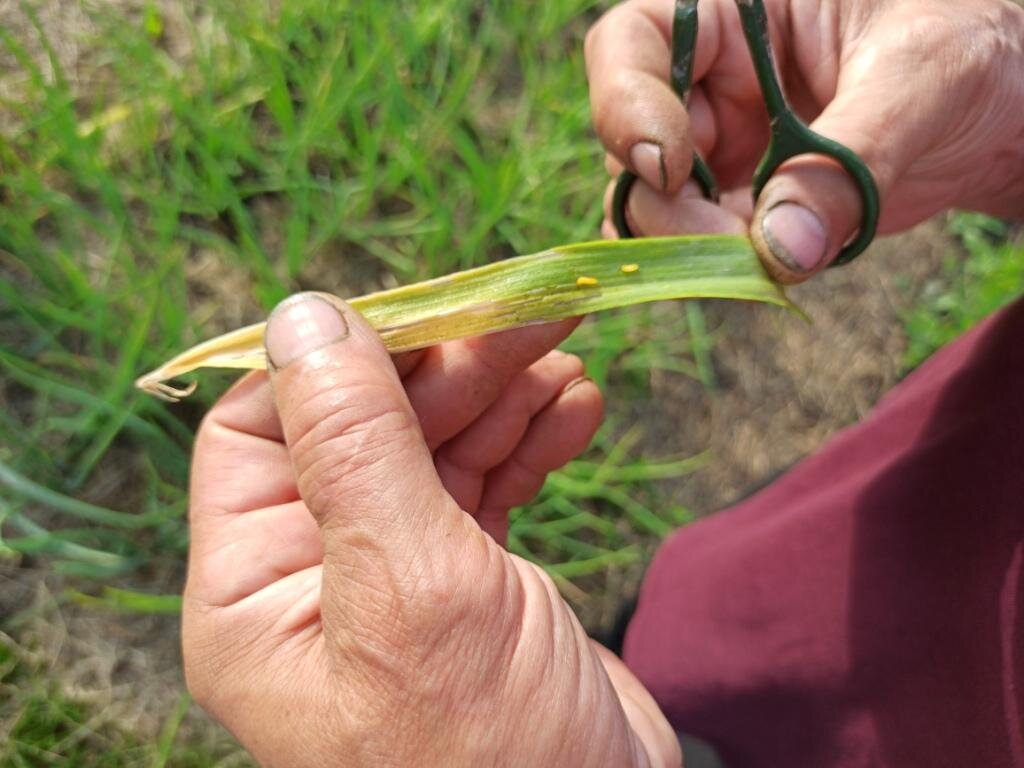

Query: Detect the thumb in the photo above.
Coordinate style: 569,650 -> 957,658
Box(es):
264,292 -> 472,626
749,20 -> 949,283
750,95 -> 899,284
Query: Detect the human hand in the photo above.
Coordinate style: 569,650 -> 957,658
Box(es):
182,293 -> 681,767
586,0 -> 1024,282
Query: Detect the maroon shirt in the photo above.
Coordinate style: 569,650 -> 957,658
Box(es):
624,297 -> 1024,767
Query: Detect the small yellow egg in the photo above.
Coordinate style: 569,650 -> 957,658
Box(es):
576,276 -> 599,287
620,263 -> 640,274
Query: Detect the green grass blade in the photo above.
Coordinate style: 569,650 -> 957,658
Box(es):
151,692 -> 193,768
0,460 -> 165,530
543,547 -> 641,579
1,508 -> 130,570
65,587 -> 183,615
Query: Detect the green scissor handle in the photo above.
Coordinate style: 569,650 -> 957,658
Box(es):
612,0 -> 880,266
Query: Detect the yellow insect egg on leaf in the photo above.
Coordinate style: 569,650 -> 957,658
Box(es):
576,276 -> 599,287
620,263 -> 640,274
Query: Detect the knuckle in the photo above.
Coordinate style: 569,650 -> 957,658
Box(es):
590,72 -> 638,146
194,408 -> 217,444
583,6 -> 616,64
501,452 -> 548,506
299,406 -> 420,515
589,73 -> 621,120
562,353 -> 586,380
192,408 -> 228,462
883,11 -> 971,70
285,377 -> 420,509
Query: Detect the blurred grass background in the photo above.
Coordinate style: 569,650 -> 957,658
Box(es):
1,0 -> 1021,763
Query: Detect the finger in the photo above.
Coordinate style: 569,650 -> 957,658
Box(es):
402,319 -> 580,450
187,500 -> 322,609
476,377 -> 603,544
603,179 -> 617,226
586,0 -> 694,192
719,186 -> 755,222
187,373 -> 326,610
686,84 -> 717,161
263,293 -> 476,632
434,351 -> 586,511
605,176 -> 723,238
392,348 -> 427,377
592,643 -> 683,768
604,176 -> 707,221
189,372 -> 290,517
605,154 -> 624,178
625,179 -> 747,236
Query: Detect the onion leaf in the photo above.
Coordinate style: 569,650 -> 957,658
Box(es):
136,235 -> 793,400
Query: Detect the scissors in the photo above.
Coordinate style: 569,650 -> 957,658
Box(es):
611,0 -> 880,266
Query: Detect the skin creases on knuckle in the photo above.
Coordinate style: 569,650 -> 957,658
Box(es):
282,362 -> 384,450
302,419 -> 419,520
288,388 -> 421,502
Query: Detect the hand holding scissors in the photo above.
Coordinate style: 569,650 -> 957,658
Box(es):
586,0 -> 1024,283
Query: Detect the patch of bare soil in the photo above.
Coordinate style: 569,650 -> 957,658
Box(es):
0,563 -> 251,763
662,219 -> 954,506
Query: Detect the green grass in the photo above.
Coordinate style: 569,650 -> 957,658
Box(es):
903,213 -> 1024,369
1,1 -> 720,756
0,0 -> 720,588
509,425 -> 704,584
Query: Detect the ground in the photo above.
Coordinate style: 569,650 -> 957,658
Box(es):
1,0 -> 1021,763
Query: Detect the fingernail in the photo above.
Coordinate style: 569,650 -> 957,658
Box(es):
629,141 -> 667,191
563,376 -> 594,394
265,293 -> 350,370
761,203 -> 827,272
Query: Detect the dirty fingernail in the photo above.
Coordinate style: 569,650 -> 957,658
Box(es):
761,202 -> 827,272
629,141 -> 667,191
265,293 -> 350,370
